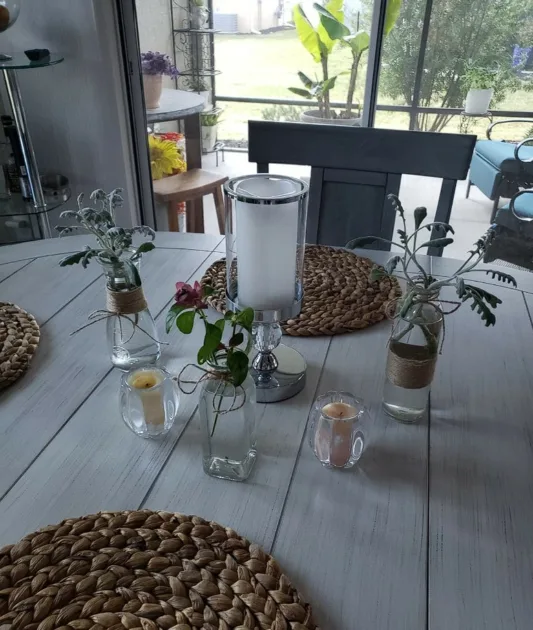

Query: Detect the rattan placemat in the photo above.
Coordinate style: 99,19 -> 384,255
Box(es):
0,302 -> 40,392
202,245 -> 400,336
0,510 -> 319,630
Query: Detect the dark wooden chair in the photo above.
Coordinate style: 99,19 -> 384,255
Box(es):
248,121 -> 476,256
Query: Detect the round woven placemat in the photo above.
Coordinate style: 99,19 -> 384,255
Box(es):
0,510 -> 319,630
201,245 -> 400,336
0,302 -> 40,392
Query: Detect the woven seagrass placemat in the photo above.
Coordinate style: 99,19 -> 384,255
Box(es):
0,510 -> 319,630
201,245 -> 400,336
0,302 -> 40,391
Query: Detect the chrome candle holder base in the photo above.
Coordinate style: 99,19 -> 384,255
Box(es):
251,344 -> 306,403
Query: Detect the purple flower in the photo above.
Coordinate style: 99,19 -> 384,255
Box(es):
141,51 -> 179,78
174,281 -> 207,308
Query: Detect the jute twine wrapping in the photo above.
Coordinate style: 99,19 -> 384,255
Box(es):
0,510 -> 319,630
201,245 -> 400,336
386,341 -> 438,389
0,302 -> 40,392
106,287 -> 148,316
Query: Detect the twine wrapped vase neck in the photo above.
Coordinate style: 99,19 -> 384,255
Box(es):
106,286 -> 148,315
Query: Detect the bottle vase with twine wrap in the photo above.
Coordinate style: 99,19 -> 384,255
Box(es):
382,298 -> 442,423
101,260 -> 160,370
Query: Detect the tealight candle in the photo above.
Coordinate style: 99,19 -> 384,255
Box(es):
309,392 -> 367,469
129,369 -> 165,429
120,367 -> 179,439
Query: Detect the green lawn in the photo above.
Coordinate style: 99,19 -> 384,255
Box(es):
214,30 -> 533,141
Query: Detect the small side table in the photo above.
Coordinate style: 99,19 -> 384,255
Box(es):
0,53 -> 64,240
459,110 -> 493,134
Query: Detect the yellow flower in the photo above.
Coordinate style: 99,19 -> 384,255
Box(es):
149,135 -> 185,180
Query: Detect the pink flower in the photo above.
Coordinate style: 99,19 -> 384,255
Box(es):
175,281 -> 207,308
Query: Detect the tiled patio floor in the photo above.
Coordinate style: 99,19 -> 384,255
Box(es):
202,150 -> 498,260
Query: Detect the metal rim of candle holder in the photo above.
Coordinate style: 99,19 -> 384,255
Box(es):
224,173 -> 309,205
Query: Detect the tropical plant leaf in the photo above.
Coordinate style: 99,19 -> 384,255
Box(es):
414,206 -> 428,230
418,237 -> 454,249
59,251 -> 87,266
314,3 -> 350,41
322,76 -> 337,92
176,309 -> 196,334
165,304 -> 189,333
297,71 -> 314,89
288,87 -> 312,98
293,4 -> 321,63
484,269 -> 517,286
344,30 -> 370,54
197,322 -> 223,365
384,0 -> 402,35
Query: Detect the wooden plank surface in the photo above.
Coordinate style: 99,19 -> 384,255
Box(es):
0,248 -> 210,501
0,233 -> 223,264
143,334 -> 331,551
429,287 -> 533,629
0,253 -> 219,545
272,324 -> 428,630
0,259 -> 32,283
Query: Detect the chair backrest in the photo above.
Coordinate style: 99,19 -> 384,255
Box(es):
248,121 -> 476,256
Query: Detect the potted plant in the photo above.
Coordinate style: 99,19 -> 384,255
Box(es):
140,51 -> 179,110
200,109 -> 222,153
290,0 -> 401,125
462,64 -> 497,114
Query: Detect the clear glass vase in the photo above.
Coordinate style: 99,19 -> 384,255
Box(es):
199,371 -> 257,482
382,299 -> 442,423
100,260 -> 161,370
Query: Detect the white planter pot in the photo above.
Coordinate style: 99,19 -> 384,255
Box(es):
202,124 -> 217,153
464,88 -> 493,115
143,74 -> 163,110
300,109 -> 362,126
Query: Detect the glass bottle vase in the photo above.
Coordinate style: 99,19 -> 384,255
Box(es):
199,372 -> 257,482
382,299 -> 442,423
100,260 -> 161,370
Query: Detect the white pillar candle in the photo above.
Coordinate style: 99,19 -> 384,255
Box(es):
235,177 -> 299,310
321,402 -> 358,468
129,369 -> 165,429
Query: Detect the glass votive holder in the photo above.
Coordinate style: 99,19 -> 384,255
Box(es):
120,366 -> 179,438
308,391 -> 368,469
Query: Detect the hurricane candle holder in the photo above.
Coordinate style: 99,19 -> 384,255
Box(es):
224,174 -> 309,403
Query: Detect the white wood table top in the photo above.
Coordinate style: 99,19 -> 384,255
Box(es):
1,233 -> 532,630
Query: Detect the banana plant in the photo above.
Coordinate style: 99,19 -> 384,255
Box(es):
288,71 -> 337,117
315,0 -> 402,117
291,0 -> 345,118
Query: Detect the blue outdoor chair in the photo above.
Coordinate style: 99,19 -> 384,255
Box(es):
484,189 -> 533,270
466,120 -> 533,222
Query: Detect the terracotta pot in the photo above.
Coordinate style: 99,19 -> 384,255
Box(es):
300,109 -> 362,126
143,74 -> 163,110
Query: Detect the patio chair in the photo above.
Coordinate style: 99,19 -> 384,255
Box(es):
466,120 -> 533,222
248,121 -> 476,256
484,188 -> 533,270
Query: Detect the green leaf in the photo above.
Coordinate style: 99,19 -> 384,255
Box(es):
135,242 -> 155,255
176,310 -> 196,334
288,87 -> 312,98
344,30 -> 370,54
227,350 -> 249,387
293,4 -> 322,63
314,3 -> 350,41
224,310 -> 234,321
484,269 -> 517,287
229,332 -> 244,347
414,206 -> 428,230
165,304 -> 188,333
384,0 -> 402,36
202,284 -> 214,297
59,251 -> 86,266
297,71 -> 314,89
322,76 -> 337,92
214,318 -> 226,331
235,307 -> 254,330
385,255 -> 402,275
370,266 -> 388,283
418,237 -> 454,249
197,322 -> 223,364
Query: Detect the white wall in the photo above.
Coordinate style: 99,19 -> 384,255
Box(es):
136,0 -> 175,90
1,0 -> 138,230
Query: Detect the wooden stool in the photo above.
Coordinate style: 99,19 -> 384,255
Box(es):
152,168 -> 228,234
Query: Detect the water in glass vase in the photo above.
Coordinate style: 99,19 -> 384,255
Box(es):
382,300 -> 442,423
199,373 -> 257,481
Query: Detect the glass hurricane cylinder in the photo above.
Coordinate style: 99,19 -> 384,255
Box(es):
382,299 -> 442,423
100,260 -> 161,370
199,371 -> 257,482
224,174 -> 309,403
